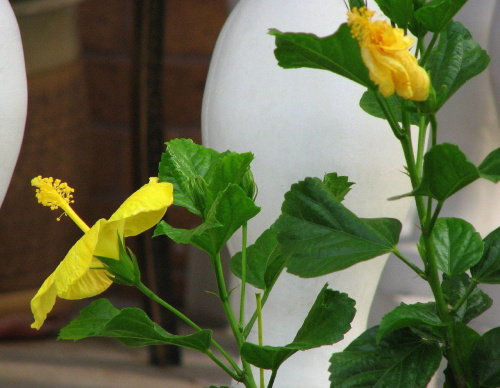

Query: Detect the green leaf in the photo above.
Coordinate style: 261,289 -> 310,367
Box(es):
290,285 -> 356,349
159,138 -> 221,216
414,0 -> 467,32
230,227 -> 285,290
412,143 -> 479,201
470,327 -> 500,386
330,327 -> 442,388
204,151 -> 255,210
241,343 -> 295,371
442,273 -> 492,324
348,0 -> 365,9
322,173 -> 354,202
276,177 -> 401,278
59,299 -> 212,352
241,286 -> 355,370
269,25 -> 375,89
471,226 -> 500,284
377,303 -> 443,343
359,90 -> 421,125
426,22 -> 490,111
156,185 -> 260,256
478,147 -> 500,183
430,218 -> 483,275
374,0 -> 414,29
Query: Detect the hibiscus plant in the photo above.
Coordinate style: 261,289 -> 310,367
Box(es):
29,0 -> 500,387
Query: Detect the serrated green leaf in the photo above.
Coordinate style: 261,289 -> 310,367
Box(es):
59,299 -> 212,352
330,326 -> 442,388
471,226 -> 500,284
374,0 -> 414,29
270,25 -> 375,89
478,147 -> 500,183
426,22 -> 490,111
204,151 -> 255,210
241,343 -> 295,371
322,173 -> 354,202
412,143 -> 479,201
276,177 -> 401,278
442,273 -> 492,324
429,218 -> 483,275
157,185 -> 260,256
470,327 -> 500,386
377,303 -> 443,343
159,138 -> 221,216
230,227 -> 285,290
241,286 -> 355,371
414,0 -> 467,32
359,90 -> 421,125
58,298 -> 120,340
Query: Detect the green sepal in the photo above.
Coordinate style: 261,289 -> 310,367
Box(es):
330,326 -> 442,388
376,302 -> 444,344
241,285 -> 355,371
275,177 -> 401,278
442,273 -> 492,324
95,235 -> 141,287
347,0 -> 365,9
471,226 -> 500,284
270,25 -> 375,89
58,299 -> 212,352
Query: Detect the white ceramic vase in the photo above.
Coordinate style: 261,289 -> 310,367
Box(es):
0,0 -> 28,209
202,1 -> 414,386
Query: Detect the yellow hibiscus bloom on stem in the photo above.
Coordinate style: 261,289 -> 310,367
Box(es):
30,176 -> 174,330
347,7 -> 430,101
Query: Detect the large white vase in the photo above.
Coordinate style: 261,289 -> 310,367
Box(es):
202,1 -> 414,386
0,0 -> 27,208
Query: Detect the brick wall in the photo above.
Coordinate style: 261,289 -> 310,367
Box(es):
77,0 -> 229,304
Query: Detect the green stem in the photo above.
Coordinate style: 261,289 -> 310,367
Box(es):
374,92 -> 404,139
267,370 -> 278,388
211,253 -> 257,388
420,32 -> 439,67
240,223 -> 248,329
416,115 -> 428,177
392,248 -> 427,280
256,293 -> 264,388
136,281 -> 242,379
430,114 -> 438,147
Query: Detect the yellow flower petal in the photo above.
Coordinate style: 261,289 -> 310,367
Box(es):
348,7 -> 429,101
31,220 -> 113,329
109,178 -> 174,237
30,273 -> 58,329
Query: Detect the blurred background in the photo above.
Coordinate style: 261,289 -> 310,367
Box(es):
0,0 -> 499,386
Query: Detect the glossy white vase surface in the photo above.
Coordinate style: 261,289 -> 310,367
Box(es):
202,1 -> 413,386
0,0 -> 27,208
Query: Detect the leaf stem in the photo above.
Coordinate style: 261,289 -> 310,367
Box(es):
420,32 -> 439,67
240,223 -> 248,329
256,293 -> 264,388
136,281 -> 242,379
211,253 -> 257,388
392,248 -> 427,280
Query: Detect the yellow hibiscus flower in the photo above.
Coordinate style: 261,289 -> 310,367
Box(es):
30,176 -> 173,330
347,7 -> 430,101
